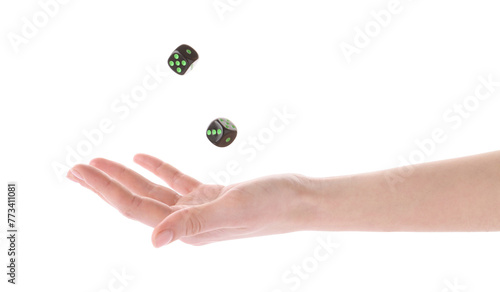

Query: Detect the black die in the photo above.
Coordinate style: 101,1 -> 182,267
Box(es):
168,44 -> 199,75
206,118 -> 237,147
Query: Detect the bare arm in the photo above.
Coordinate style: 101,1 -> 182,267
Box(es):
68,151 -> 500,247
308,151 -> 500,232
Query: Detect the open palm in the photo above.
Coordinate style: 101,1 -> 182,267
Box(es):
67,154 -> 311,247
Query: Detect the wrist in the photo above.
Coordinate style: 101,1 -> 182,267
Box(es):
288,174 -> 349,231
303,172 -> 405,232
300,174 -> 375,231
299,175 -> 347,231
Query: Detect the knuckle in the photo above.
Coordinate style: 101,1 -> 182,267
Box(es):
153,161 -> 164,175
171,171 -> 184,188
101,178 -> 113,191
146,184 -> 160,198
116,165 -> 128,179
121,195 -> 142,220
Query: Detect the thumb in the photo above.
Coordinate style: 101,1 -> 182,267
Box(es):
152,202 -> 235,248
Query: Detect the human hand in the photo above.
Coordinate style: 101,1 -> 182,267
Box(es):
67,154 -> 316,247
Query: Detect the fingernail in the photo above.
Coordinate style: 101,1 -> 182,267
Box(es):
66,172 -> 80,183
70,169 -> 84,181
154,230 -> 173,248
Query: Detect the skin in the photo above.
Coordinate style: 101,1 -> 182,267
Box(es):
67,151 -> 500,248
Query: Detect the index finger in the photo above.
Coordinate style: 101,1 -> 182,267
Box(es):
133,154 -> 202,195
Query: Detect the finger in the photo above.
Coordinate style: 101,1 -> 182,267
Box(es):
134,153 -> 202,195
90,158 -> 180,205
71,164 -> 172,227
151,201 -> 241,247
67,170 -> 111,204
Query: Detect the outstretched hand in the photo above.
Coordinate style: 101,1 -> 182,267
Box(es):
67,154 -> 314,247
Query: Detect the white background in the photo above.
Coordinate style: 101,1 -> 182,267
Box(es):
1,0 -> 500,291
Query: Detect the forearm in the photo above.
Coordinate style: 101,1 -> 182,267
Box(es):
305,151 -> 500,232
